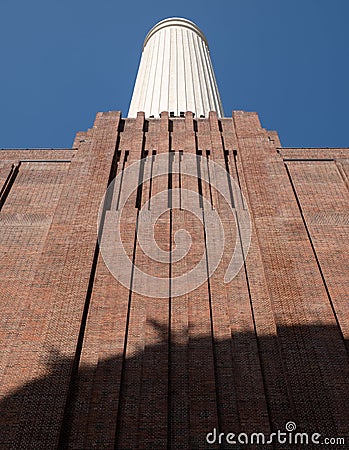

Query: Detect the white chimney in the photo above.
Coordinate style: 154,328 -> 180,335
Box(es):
128,17 -> 224,118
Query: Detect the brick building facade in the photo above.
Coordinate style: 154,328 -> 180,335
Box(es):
0,109 -> 348,448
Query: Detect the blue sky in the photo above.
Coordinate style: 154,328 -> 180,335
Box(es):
1,0 -> 348,148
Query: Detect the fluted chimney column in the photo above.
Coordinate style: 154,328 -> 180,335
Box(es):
128,17 -> 224,118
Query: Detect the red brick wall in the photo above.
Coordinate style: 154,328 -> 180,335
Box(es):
0,111 -> 348,448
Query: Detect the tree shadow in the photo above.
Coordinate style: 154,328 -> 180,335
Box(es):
1,323 -> 349,449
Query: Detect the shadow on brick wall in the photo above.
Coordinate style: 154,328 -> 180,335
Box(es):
1,323 -> 349,449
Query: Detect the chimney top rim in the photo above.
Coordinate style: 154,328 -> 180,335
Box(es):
143,17 -> 208,49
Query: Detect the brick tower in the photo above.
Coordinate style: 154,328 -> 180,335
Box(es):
0,17 -> 349,449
